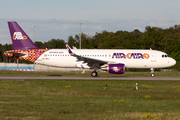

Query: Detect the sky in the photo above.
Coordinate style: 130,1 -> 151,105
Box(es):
0,0 -> 180,45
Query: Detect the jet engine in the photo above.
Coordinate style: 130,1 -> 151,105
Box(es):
101,63 -> 125,74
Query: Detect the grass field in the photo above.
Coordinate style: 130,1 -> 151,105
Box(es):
0,79 -> 180,120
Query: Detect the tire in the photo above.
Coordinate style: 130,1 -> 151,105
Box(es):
151,73 -> 155,77
91,71 -> 98,77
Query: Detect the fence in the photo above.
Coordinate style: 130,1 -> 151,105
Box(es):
0,63 -> 35,71
0,63 -> 78,72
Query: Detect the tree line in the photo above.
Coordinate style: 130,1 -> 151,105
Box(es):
1,25 -> 180,69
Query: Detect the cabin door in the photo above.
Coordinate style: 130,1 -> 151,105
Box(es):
151,52 -> 156,62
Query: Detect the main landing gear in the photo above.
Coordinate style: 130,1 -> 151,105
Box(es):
151,68 -> 155,77
91,71 -> 98,77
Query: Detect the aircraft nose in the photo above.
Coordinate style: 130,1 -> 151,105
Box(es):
171,58 -> 176,66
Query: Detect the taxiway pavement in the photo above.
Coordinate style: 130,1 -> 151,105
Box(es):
0,76 -> 180,81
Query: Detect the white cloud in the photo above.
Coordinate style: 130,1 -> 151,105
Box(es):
62,24 -> 69,30
91,25 -> 102,30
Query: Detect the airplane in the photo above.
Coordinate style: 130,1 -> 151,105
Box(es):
4,21 -> 176,77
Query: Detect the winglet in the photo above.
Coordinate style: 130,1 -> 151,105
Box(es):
65,43 -> 73,54
72,46 -> 77,49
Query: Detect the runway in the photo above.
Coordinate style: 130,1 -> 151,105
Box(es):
0,76 -> 180,81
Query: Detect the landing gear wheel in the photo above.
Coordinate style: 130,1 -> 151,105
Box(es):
151,73 -> 155,77
150,68 -> 155,77
91,71 -> 98,77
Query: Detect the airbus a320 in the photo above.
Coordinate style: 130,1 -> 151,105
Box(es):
4,22 -> 176,77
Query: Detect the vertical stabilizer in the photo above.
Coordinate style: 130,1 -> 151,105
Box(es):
8,22 -> 40,50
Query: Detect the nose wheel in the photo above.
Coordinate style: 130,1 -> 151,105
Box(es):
151,73 -> 155,77
91,71 -> 98,77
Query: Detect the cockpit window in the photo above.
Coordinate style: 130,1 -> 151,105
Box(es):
162,54 -> 169,58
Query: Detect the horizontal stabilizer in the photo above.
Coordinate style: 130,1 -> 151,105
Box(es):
5,51 -> 27,57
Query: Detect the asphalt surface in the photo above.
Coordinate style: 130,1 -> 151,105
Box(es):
0,76 -> 180,81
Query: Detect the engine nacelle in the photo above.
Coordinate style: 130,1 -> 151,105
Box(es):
101,63 -> 125,74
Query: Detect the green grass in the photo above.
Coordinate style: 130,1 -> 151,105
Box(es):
1,69 -> 180,77
0,80 -> 180,120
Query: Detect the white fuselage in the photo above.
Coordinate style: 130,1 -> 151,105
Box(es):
34,49 -> 176,69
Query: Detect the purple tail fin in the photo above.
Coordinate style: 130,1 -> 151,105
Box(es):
8,22 -> 40,50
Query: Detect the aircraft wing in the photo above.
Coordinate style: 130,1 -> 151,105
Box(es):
65,43 -> 108,67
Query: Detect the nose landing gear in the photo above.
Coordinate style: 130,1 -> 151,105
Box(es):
151,68 -> 155,77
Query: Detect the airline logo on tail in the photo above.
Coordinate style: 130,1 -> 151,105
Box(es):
13,32 -> 27,40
